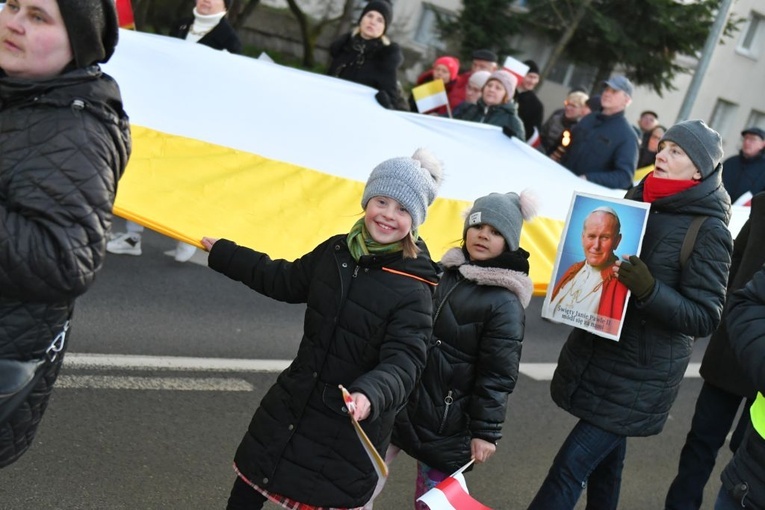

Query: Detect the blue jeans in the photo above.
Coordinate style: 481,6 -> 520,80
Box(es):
527,419 -> 627,510
715,484 -> 749,509
666,381 -> 751,510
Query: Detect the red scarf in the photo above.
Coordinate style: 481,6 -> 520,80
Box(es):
642,172 -> 700,203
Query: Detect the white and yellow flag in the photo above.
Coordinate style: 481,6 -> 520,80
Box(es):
101,30 -> 747,294
411,79 -> 449,114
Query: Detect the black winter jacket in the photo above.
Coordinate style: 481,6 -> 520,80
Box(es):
392,248 -> 532,473
0,67 -> 130,467
722,266 -> 765,508
169,16 -> 242,54
208,235 -> 438,508
721,150 -> 765,204
551,167 -> 733,436
699,191 -> 765,398
328,31 -> 403,110
454,99 -> 526,141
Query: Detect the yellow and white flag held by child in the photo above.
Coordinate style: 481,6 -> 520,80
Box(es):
416,460 -> 492,510
412,79 -> 450,115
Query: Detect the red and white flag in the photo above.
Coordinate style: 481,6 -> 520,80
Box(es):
416,461 -> 492,510
502,56 -> 529,83
527,126 -> 542,148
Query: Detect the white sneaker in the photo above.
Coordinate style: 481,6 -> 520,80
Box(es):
106,232 -> 142,256
174,242 -> 197,263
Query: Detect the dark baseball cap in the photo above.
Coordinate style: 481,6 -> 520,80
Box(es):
742,127 -> 765,139
472,49 -> 498,63
603,75 -> 633,98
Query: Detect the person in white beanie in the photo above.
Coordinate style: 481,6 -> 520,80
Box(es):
364,190 -> 538,509
454,69 -> 526,140
201,149 -> 443,509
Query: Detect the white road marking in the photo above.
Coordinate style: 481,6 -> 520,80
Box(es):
519,362 -> 702,381
65,353 -> 290,372
56,375 -> 253,391
62,354 -> 702,384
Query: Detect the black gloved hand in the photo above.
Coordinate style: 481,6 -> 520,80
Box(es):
374,90 -> 391,109
617,255 -> 655,300
502,125 -> 517,139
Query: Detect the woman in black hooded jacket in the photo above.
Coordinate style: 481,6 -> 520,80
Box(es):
327,1 -> 403,110
0,0 -> 131,467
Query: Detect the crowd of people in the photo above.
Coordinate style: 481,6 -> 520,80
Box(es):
2,0 -> 765,509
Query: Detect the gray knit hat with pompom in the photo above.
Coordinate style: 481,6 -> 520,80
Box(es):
361,148 -> 443,230
463,190 -> 539,251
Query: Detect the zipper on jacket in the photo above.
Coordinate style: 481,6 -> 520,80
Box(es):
437,390 -> 454,434
352,265 -> 360,278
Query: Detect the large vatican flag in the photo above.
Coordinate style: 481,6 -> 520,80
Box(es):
101,30 -> 747,295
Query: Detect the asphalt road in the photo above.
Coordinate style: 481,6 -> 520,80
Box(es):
0,225 -> 735,509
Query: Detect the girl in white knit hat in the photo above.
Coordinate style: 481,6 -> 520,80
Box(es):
201,149 -> 443,510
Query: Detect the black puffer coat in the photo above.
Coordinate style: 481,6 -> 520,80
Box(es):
699,191 -> 765,399
721,266 -> 765,508
0,67 -> 131,467
328,31 -> 403,110
208,235 -> 438,508
392,248 -> 532,473
551,167 -> 733,437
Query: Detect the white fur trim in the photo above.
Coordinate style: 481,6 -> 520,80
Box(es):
440,248 -> 534,308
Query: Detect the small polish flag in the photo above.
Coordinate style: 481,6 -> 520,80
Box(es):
733,191 -> 753,207
527,126 -> 542,147
412,80 -> 450,115
503,56 -> 529,83
417,461 -> 492,510
116,0 -> 136,29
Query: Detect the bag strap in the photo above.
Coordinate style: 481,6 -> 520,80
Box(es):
680,216 -> 708,268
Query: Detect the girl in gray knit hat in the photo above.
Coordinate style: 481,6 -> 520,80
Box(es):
202,149 -> 443,510
365,190 -> 539,509
529,119 -> 733,509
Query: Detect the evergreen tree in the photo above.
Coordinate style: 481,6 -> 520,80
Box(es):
440,0 -> 521,64
522,0 -> 737,95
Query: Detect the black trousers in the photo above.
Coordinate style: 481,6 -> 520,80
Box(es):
226,477 -> 267,510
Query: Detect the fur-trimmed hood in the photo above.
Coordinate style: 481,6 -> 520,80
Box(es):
440,248 -> 533,308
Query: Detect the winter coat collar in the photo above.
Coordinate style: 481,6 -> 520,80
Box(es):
440,247 -> 533,308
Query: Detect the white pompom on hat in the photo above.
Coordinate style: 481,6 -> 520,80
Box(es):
463,189 -> 539,251
361,148 -> 444,229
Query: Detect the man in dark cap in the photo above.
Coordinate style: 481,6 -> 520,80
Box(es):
560,75 -> 639,189
515,59 -> 544,144
722,126 -> 765,204
449,48 -> 499,107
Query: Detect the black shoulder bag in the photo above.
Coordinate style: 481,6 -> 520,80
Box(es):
0,320 -> 69,426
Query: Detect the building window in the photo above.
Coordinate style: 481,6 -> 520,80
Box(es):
746,110 -> 765,130
709,99 -> 738,139
546,58 -> 598,94
737,11 -> 764,58
414,4 -> 453,50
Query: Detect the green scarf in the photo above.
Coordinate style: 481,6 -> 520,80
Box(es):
346,218 -> 413,262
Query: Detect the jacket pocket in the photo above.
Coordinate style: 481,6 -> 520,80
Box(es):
437,390 -> 455,435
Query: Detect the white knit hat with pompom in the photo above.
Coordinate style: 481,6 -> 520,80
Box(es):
463,189 -> 538,251
361,148 -> 444,229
